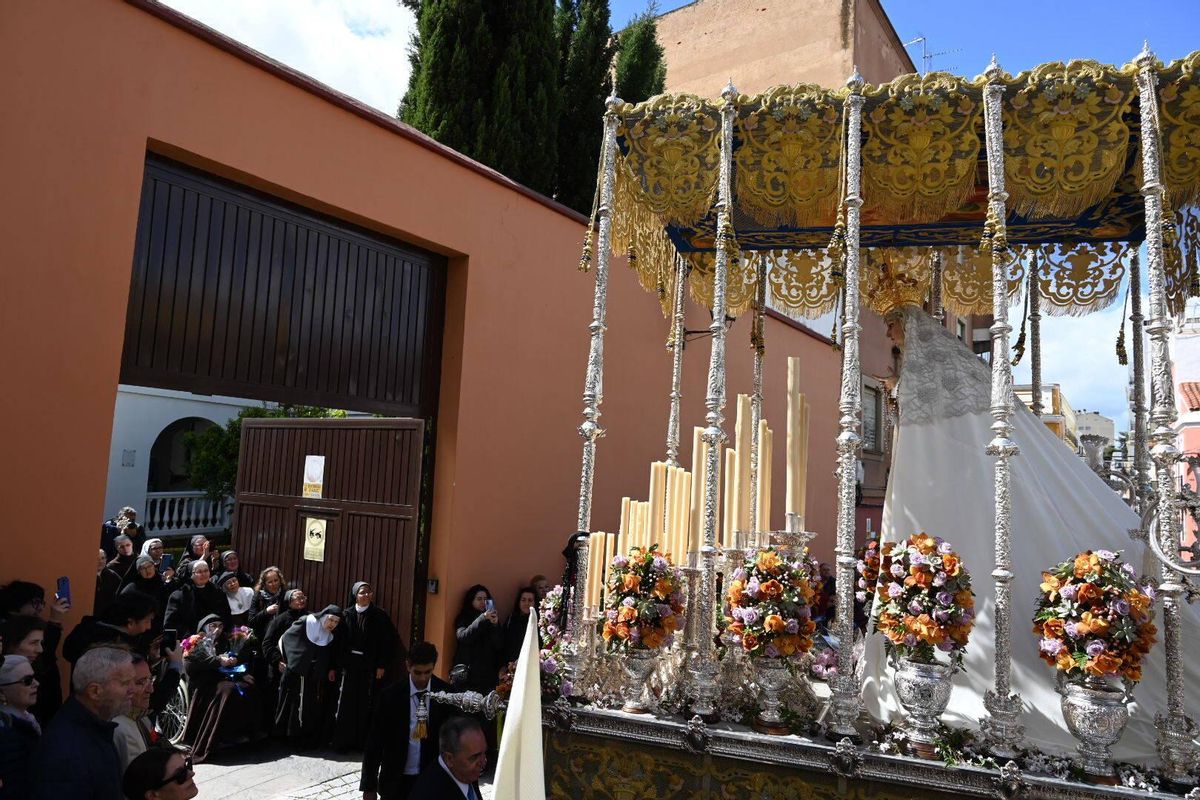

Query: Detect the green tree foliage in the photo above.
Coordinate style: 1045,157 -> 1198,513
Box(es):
401,0 -> 560,197
554,0 -> 615,213
183,405 -> 346,505
615,6 -> 666,104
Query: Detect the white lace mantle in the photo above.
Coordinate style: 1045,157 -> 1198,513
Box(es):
897,307 -> 992,424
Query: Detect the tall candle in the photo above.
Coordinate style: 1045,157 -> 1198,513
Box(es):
798,394 -> 809,527
735,395 -> 753,533
756,422 -> 771,533
723,447 -> 738,548
649,462 -> 666,549
619,497 -> 631,544
689,428 -> 706,553
672,467 -> 686,560
679,471 -> 692,558
786,357 -> 801,516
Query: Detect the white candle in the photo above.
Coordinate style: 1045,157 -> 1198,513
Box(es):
689,428 -> 706,553
723,447 -> 738,548
735,395 -> 753,534
649,462 -> 666,550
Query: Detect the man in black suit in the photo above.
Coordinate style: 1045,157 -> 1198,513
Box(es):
361,641 -> 450,800
407,716 -> 488,800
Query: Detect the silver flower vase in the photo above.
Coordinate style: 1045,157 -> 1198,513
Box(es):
1060,676 -> 1129,783
622,647 -> 658,713
752,656 -> 791,735
893,657 -> 953,759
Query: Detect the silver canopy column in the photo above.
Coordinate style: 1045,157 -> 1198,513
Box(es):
690,80 -> 739,718
568,92 -> 623,674
827,67 -> 866,739
979,55 -> 1025,759
1134,41 -> 1200,784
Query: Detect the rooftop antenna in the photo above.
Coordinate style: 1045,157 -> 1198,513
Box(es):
902,34 -> 962,76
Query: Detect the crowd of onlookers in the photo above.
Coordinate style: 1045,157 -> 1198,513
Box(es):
0,506 -> 551,799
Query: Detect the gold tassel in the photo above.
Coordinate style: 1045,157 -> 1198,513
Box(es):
577,228 -> 594,273
412,719 -> 427,741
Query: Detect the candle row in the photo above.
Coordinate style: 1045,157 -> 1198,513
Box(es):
720,395 -> 774,547
617,461 -> 693,562
583,530 -> 618,611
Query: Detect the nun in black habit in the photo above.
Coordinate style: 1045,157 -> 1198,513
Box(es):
275,604 -> 341,745
330,581 -> 401,751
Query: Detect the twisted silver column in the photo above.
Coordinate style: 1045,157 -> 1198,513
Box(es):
748,254 -> 767,533
1029,254 -> 1043,417
691,80 -> 739,718
979,55 -> 1025,759
665,254 -> 688,467
827,67 -> 866,739
931,249 -> 944,323
1129,252 -> 1150,514
1135,41 -> 1199,784
574,93 -> 623,534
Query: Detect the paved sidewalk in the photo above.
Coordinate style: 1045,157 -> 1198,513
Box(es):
193,743 -> 495,799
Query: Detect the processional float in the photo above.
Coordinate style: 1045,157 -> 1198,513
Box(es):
450,45 -> 1200,798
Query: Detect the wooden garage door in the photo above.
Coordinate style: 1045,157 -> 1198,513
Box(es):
233,417 -> 425,644
121,155 -> 445,417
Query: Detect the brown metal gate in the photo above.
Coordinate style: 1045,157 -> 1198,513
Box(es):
233,417 -> 425,643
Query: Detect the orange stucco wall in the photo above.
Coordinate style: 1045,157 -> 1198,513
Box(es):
0,0 -> 850,664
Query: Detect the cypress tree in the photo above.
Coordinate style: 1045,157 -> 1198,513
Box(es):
615,7 -> 666,104
554,0 -> 615,213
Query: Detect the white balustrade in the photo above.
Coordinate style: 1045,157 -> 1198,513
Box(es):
143,491 -> 230,537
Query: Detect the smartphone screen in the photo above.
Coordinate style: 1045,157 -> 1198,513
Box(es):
56,576 -> 71,605
485,598 -> 494,613
162,629 -> 177,652
161,553 -> 174,571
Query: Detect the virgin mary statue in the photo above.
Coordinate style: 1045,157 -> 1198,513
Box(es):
860,303 -> 1200,761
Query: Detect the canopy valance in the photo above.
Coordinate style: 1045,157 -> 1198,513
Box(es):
605,52 -> 1200,319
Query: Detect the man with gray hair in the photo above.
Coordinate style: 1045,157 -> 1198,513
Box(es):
31,645 -> 136,799
407,715 -> 487,800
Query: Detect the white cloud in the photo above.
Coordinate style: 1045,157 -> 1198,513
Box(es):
161,0 -> 416,115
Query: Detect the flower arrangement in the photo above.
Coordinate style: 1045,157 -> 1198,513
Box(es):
854,538 -> 881,604
809,646 -> 838,681
537,585 -> 571,698
180,633 -> 206,657
226,626 -> 254,655
873,532 -> 975,668
600,545 -> 685,653
1033,549 -> 1157,683
725,547 -> 818,658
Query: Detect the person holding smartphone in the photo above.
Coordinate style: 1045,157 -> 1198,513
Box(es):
449,585 -> 501,693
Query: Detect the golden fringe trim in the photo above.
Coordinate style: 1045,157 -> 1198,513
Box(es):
612,158 -> 682,317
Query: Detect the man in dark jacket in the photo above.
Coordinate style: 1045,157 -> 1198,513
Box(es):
163,560 -> 231,635
360,641 -> 449,800
31,645 -> 136,799
407,715 -> 487,800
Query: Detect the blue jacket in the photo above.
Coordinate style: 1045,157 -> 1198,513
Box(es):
31,696 -> 121,800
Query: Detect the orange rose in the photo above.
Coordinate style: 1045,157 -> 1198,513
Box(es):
1042,618 -> 1065,639
1040,571 -> 1062,596
1123,665 -> 1142,682
622,573 -> 641,592
1085,651 -> 1123,677
661,614 -> 678,633
954,589 -> 974,609
1080,611 -> 1109,636
759,579 -> 784,600
764,614 -> 787,633
912,613 -> 943,645
775,635 -> 796,657
1076,583 -> 1101,605
653,578 -> 673,600
728,579 -> 745,605
910,533 -> 937,556
941,555 -> 960,577
615,623 -> 631,640
802,618 -> 817,635
617,606 -> 637,623
904,569 -> 933,589
743,631 -> 760,651
602,621 -> 615,641
727,622 -> 745,636
642,628 -> 665,650
1127,591 -> 1150,619
1055,649 -> 1077,672
1074,553 -> 1101,579
755,550 -> 781,573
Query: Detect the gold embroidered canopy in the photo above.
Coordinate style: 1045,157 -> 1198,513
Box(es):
602,52 -> 1200,320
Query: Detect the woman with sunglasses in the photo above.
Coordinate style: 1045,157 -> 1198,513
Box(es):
0,654 -> 40,799
0,580 -> 66,726
122,747 -> 198,800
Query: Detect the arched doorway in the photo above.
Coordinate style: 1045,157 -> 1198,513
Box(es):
145,417 -> 226,537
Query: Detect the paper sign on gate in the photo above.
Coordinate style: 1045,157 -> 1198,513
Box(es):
303,517 -> 327,562
302,455 -> 325,499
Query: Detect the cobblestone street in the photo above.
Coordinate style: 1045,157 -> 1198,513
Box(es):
193,743 -> 496,799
